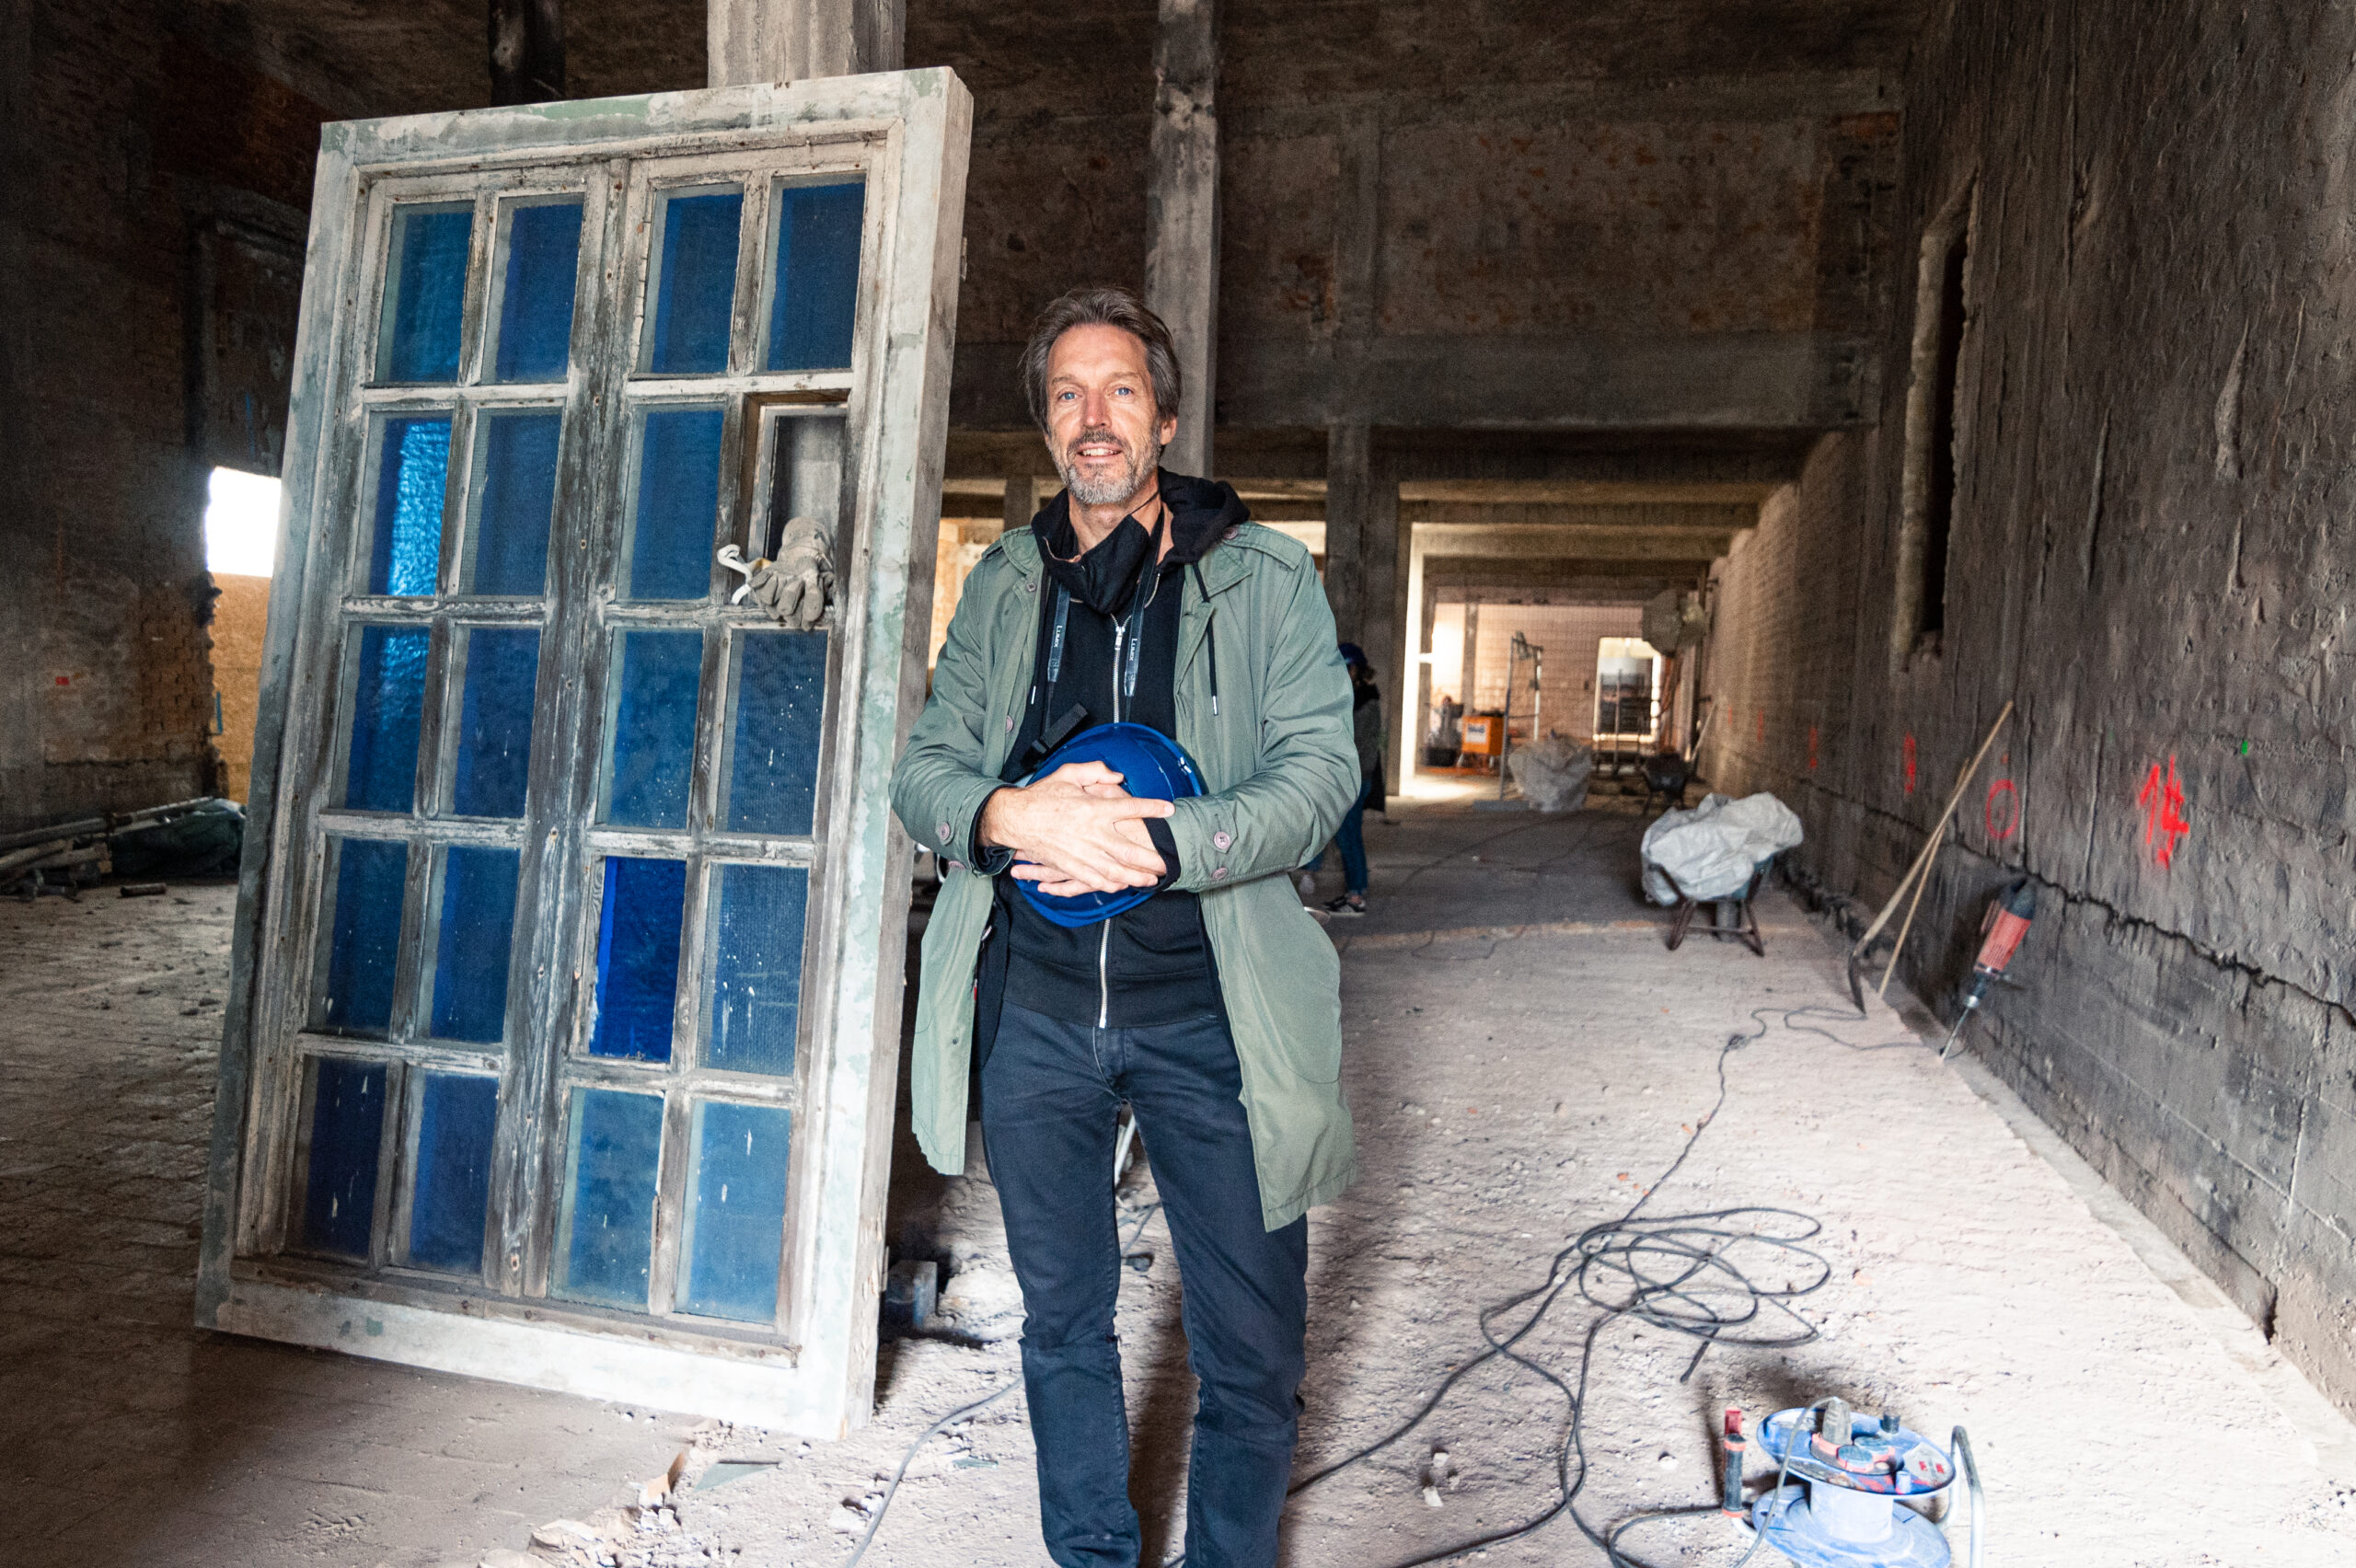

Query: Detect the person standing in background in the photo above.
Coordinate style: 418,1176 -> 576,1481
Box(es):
1313,643 -> 1383,917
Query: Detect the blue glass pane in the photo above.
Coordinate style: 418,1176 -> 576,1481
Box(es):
604,629 -> 702,827
678,1101 -> 791,1322
493,201 -> 583,383
709,863 -> 806,1076
300,1057 -> 387,1258
408,1072 -> 497,1274
559,1088 -> 664,1309
345,626 -> 429,813
450,628 -> 539,818
383,206 -> 473,383
468,413 -> 560,595
767,182 -> 864,372
430,846 -> 518,1043
591,857 -> 686,1062
323,837 -> 407,1033
370,417 -> 450,596
647,190 -> 743,374
626,409 -> 722,600
725,632 -> 826,835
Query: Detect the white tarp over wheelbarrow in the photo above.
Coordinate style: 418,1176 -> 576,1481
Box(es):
1640,791 -> 1805,905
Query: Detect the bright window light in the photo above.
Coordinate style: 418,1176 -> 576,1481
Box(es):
205,467 -> 283,577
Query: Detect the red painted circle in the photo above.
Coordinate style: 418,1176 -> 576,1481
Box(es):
1985,778 -> 2020,841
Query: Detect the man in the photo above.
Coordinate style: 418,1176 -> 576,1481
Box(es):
892,285 -> 1360,1568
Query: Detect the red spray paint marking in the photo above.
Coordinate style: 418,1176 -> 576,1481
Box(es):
1755,707 -> 1766,743
1807,725 -> 1819,769
2139,755 -> 2189,868
1902,733 -> 1918,794
1984,778 -> 2020,840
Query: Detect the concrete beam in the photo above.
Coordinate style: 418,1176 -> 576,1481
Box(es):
1144,0 -> 1218,478
944,428 -> 1814,491
1415,526 -> 1739,563
708,0 -> 903,86
1407,502 -> 1759,530
953,331 -> 1867,432
1423,557 -> 1707,601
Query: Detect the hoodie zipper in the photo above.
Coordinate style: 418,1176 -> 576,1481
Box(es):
1096,504 -> 1166,1032
1100,617 -> 1125,1028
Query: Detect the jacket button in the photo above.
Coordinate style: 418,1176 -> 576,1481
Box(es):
937,821 -> 952,842
1023,580 -> 1037,594
1006,715 -> 1015,732
1212,831 -> 1231,850
1211,865 -> 1230,880
946,859 -> 964,874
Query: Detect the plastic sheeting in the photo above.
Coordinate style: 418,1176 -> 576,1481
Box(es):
1507,733 -> 1594,812
1639,791 -> 1803,905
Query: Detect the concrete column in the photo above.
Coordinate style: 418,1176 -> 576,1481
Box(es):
489,0 -> 565,105
1323,423 -> 1370,646
1144,0 -> 1218,478
708,0 -> 903,86
1000,470 -> 1037,536
1369,467 -> 1403,795
1461,603 -> 1481,713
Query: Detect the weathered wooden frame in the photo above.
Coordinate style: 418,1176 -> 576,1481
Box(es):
198,71 -> 970,1437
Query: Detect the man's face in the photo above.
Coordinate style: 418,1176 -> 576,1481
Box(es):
1044,324 -> 1178,509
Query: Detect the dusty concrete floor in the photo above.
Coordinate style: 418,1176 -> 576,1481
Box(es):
4,801 -> 2354,1567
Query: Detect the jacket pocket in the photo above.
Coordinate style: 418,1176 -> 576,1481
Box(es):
1212,881 -> 1344,1084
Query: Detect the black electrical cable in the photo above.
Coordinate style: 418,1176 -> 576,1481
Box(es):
1273,999 -> 1932,1568
844,1195 -> 1167,1563
838,1377 -> 1020,1568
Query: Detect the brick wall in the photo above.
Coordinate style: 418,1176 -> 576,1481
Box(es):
1702,0 -> 2356,1412
0,1 -> 320,831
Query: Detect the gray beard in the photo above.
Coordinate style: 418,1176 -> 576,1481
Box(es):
1058,433 -> 1162,508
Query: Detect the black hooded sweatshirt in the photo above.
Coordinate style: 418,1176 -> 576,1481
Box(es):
974,471 -> 1250,1033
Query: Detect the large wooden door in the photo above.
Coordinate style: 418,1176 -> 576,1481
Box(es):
200,74 -> 970,1436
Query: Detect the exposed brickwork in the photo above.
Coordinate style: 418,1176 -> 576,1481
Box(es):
1702,0 -> 2356,1412
2,1 -> 324,831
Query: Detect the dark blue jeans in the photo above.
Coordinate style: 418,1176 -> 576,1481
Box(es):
981,1000 -> 1309,1568
1334,775 -> 1372,896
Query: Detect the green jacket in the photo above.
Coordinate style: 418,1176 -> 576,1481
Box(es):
891,518 -> 1361,1229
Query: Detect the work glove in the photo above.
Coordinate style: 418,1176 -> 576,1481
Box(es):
717,515 -> 833,630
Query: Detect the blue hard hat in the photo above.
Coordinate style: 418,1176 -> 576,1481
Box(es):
1016,722 -> 1205,928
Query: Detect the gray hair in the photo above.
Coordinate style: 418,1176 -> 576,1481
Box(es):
1020,285 -> 1182,432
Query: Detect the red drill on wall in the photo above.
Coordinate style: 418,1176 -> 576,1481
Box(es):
1940,877 -> 2037,1060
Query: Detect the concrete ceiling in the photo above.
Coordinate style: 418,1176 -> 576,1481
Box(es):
187,1 -> 1932,121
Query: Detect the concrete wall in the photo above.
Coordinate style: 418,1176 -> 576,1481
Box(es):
1700,0 -> 2356,1411
927,0 -> 1904,436
0,0 -> 319,830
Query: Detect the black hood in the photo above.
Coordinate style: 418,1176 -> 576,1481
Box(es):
1031,469 -> 1251,612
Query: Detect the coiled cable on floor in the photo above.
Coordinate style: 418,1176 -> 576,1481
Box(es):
1281,1000 -> 1927,1568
